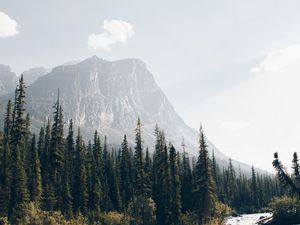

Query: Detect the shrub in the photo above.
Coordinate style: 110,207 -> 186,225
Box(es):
214,202 -> 232,219
270,196 -> 300,224
181,211 -> 198,225
101,212 -> 129,225
9,202 -> 88,225
181,202 -> 232,225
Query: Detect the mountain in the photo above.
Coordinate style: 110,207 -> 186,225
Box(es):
22,67 -> 49,85
0,56 -> 260,174
0,64 -> 18,96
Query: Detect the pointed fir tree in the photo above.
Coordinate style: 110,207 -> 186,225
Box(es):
169,145 -> 182,224
181,147 -> 193,213
73,128 -> 88,214
9,76 -> 30,221
0,101 -> 13,217
9,145 -> 29,222
3,100 -> 12,145
194,125 -> 217,224
251,166 -> 259,208
0,133 -> 11,217
41,119 -> 56,210
49,92 -> 65,209
103,136 -> 113,211
61,121 -> 74,218
292,152 -> 300,186
134,117 -> 146,196
273,152 -> 300,197
27,135 -> 42,202
108,150 -> 122,211
11,75 -> 27,149
144,147 -> 153,197
89,146 -> 102,217
120,135 -> 133,206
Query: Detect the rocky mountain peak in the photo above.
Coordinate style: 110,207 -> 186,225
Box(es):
0,56 -> 260,175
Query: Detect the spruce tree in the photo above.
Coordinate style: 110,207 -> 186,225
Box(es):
228,158 -> 238,206
108,150 -> 122,211
292,152 -> 300,186
181,149 -> 193,213
194,126 -> 217,224
89,147 -> 101,216
120,135 -> 133,206
0,133 -> 11,217
169,145 -> 182,224
9,146 -> 29,222
251,166 -> 259,208
3,100 -> 12,144
11,75 -> 27,149
62,120 -> 74,218
27,135 -> 42,202
73,129 -> 88,214
273,152 -> 300,197
103,136 -> 113,211
9,76 -> 30,221
41,119 -> 56,210
49,93 -> 65,209
144,147 -> 153,197
0,100 -> 12,216
65,119 -> 75,202
152,127 -> 171,225
134,118 -> 145,196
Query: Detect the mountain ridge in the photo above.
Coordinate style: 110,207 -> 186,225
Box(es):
0,56 -> 264,175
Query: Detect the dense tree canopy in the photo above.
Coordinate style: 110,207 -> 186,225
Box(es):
0,78 -> 283,224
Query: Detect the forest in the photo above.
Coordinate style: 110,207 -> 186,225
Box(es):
0,76 -> 298,224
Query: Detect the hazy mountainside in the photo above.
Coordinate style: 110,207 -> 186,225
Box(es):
0,56 -> 259,174
0,64 -> 18,96
22,67 -> 49,85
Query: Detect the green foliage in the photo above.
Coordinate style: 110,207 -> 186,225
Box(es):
270,196 -> 300,224
21,202 -> 87,225
73,129 -> 88,214
0,80 -> 283,224
128,196 -> 156,225
101,211 -> 128,225
194,126 -> 217,223
273,152 -> 300,197
213,202 -> 232,221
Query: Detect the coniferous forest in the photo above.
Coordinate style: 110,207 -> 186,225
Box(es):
0,77 -> 290,224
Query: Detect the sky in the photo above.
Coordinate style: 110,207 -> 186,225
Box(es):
1,0 -> 300,171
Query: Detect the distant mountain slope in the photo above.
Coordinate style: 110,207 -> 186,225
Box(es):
22,67 -> 49,85
0,56 -> 262,175
0,64 -> 18,96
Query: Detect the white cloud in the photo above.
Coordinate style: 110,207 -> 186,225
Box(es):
251,45 -> 300,73
220,121 -> 250,133
88,20 -> 134,51
0,11 -> 19,38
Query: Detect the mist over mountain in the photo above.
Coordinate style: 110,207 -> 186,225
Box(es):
22,67 -> 49,85
0,65 -> 18,96
0,56 -> 259,174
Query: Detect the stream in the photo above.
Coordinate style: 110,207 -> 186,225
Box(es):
225,212 -> 272,225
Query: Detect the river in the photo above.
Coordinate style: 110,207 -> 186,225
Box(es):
225,212 -> 272,225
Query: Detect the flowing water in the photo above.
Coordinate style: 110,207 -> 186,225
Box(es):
225,212 -> 272,225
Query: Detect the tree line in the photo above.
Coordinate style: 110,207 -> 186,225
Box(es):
0,76 -> 283,224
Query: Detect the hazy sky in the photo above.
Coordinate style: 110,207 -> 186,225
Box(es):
1,0 -> 300,170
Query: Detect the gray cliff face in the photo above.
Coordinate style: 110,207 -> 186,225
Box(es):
26,56 -> 201,152
0,64 -> 18,96
0,56 -> 258,175
22,67 -> 48,85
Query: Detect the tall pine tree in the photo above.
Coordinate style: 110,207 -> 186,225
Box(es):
194,125 -> 217,224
